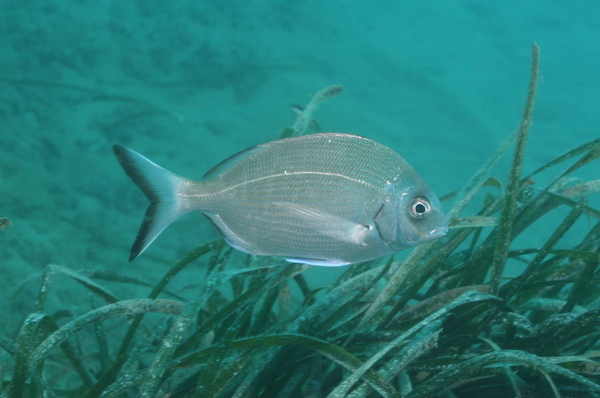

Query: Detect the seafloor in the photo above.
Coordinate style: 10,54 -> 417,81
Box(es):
0,1 -> 598,332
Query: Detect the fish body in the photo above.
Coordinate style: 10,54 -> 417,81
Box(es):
114,133 -> 448,265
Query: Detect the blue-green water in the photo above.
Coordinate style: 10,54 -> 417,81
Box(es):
0,1 -> 598,330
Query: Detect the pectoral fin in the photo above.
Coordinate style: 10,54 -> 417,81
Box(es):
273,202 -> 370,245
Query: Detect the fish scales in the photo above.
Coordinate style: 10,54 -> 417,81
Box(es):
211,134 -> 409,192
188,135 -> 409,262
114,133 -> 448,265
195,134 -> 413,220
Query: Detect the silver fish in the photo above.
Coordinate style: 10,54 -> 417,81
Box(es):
113,133 -> 448,266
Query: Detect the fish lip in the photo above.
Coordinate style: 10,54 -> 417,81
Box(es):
428,226 -> 449,238
400,226 -> 448,247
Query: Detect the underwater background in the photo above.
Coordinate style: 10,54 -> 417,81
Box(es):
0,0 -> 599,379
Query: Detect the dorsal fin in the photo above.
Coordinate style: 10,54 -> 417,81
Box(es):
203,133 -> 362,180
203,144 -> 265,180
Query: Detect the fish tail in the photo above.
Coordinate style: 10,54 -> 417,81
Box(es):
113,145 -> 190,261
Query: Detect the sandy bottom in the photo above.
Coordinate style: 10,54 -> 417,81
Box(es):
0,1 -> 598,333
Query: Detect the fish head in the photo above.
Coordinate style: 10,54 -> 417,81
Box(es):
375,183 -> 448,251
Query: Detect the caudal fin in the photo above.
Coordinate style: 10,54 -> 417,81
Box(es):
113,145 -> 189,261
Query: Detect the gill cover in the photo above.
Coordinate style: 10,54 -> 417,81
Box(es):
375,195 -> 405,251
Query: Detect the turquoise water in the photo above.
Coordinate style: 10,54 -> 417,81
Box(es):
0,2 -> 598,329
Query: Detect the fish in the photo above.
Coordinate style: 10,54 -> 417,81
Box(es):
113,133 -> 448,266
289,104 -> 322,132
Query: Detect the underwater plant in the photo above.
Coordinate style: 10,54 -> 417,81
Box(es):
2,43 -> 600,397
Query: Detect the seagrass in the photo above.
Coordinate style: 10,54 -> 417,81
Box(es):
2,44 -> 600,397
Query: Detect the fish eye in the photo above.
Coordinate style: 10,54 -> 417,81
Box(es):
410,197 -> 431,219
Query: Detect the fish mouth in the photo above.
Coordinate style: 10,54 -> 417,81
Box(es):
427,226 -> 449,239
400,227 -> 449,247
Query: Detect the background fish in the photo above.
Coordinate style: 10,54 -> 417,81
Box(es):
114,133 -> 448,265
